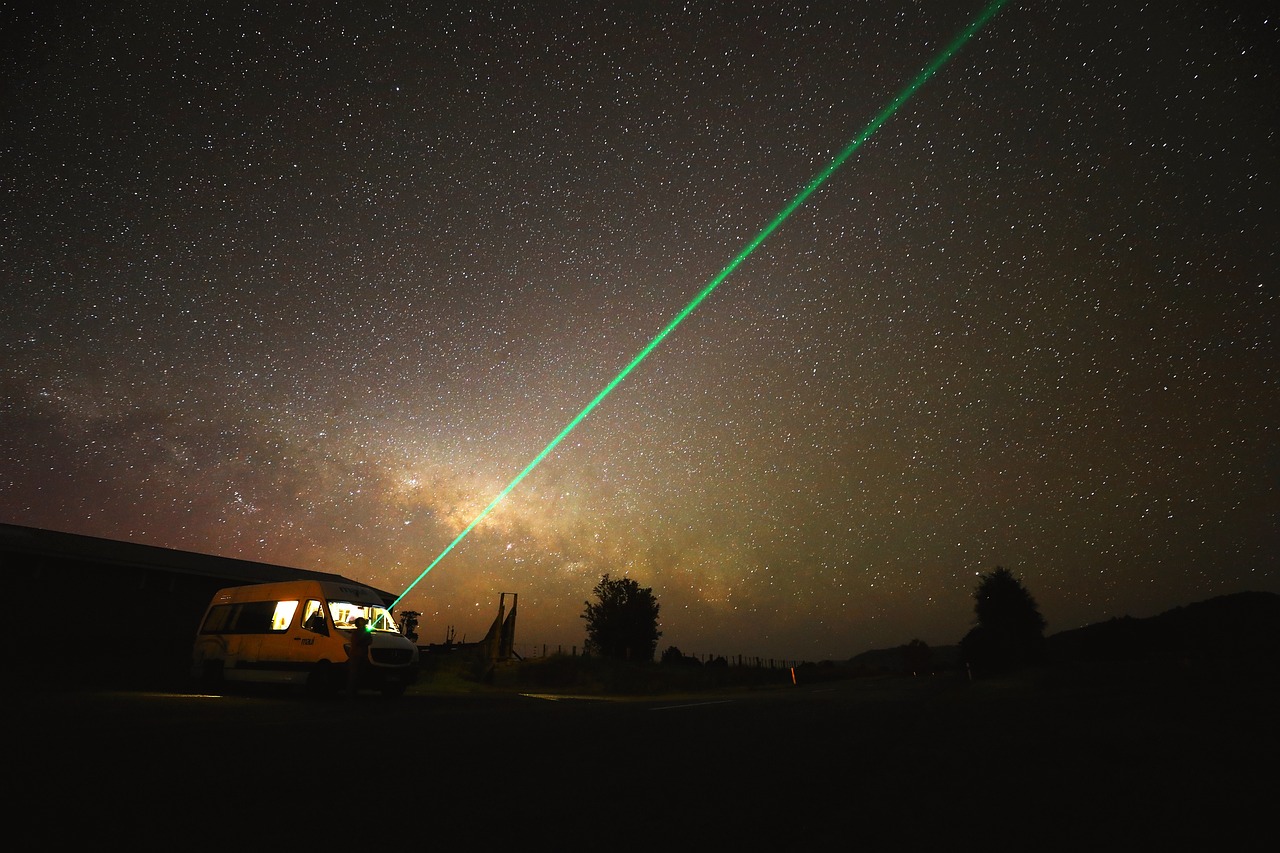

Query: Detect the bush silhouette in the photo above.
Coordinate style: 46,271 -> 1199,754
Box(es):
900,638 -> 932,674
661,646 -> 701,666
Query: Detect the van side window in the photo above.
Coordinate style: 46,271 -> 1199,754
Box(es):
200,601 -> 297,634
237,602 -> 272,633
200,604 -> 235,634
302,600 -> 328,636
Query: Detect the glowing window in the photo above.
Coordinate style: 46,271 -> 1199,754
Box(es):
271,600 -> 299,632
328,600 -> 400,632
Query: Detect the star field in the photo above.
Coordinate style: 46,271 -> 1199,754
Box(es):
2,1 -> 1275,661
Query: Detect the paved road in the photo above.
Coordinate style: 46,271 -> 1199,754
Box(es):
16,669 -> 1275,847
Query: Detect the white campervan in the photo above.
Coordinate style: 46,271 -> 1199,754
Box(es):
191,580 -> 419,696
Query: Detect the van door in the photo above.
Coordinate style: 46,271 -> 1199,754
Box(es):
288,599 -> 329,666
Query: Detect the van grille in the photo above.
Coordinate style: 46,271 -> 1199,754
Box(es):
371,648 -> 414,666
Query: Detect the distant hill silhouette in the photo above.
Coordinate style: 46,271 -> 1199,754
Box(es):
1045,590 -> 1280,666
847,643 -> 961,674
847,591 -> 1280,672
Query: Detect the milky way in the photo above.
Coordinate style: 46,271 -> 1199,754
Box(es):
3,1 -> 1276,661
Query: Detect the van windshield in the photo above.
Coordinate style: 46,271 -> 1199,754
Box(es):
328,600 -> 400,632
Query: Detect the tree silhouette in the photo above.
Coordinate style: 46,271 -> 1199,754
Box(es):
961,566 -> 1046,673
582,574 -> 662,662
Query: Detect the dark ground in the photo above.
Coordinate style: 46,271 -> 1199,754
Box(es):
14,659 -> 1277,848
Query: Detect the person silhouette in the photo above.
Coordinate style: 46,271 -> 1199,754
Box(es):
346,616 -> 373,697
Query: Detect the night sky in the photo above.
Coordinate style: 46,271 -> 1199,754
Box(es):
3,1 -> 1276,662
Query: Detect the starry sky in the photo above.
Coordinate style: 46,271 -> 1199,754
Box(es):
2,1 -> 1276,662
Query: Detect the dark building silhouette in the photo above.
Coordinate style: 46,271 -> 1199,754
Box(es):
1,522 -> 396,689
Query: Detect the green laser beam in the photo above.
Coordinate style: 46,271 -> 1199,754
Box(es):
391,0 -> 1009,609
